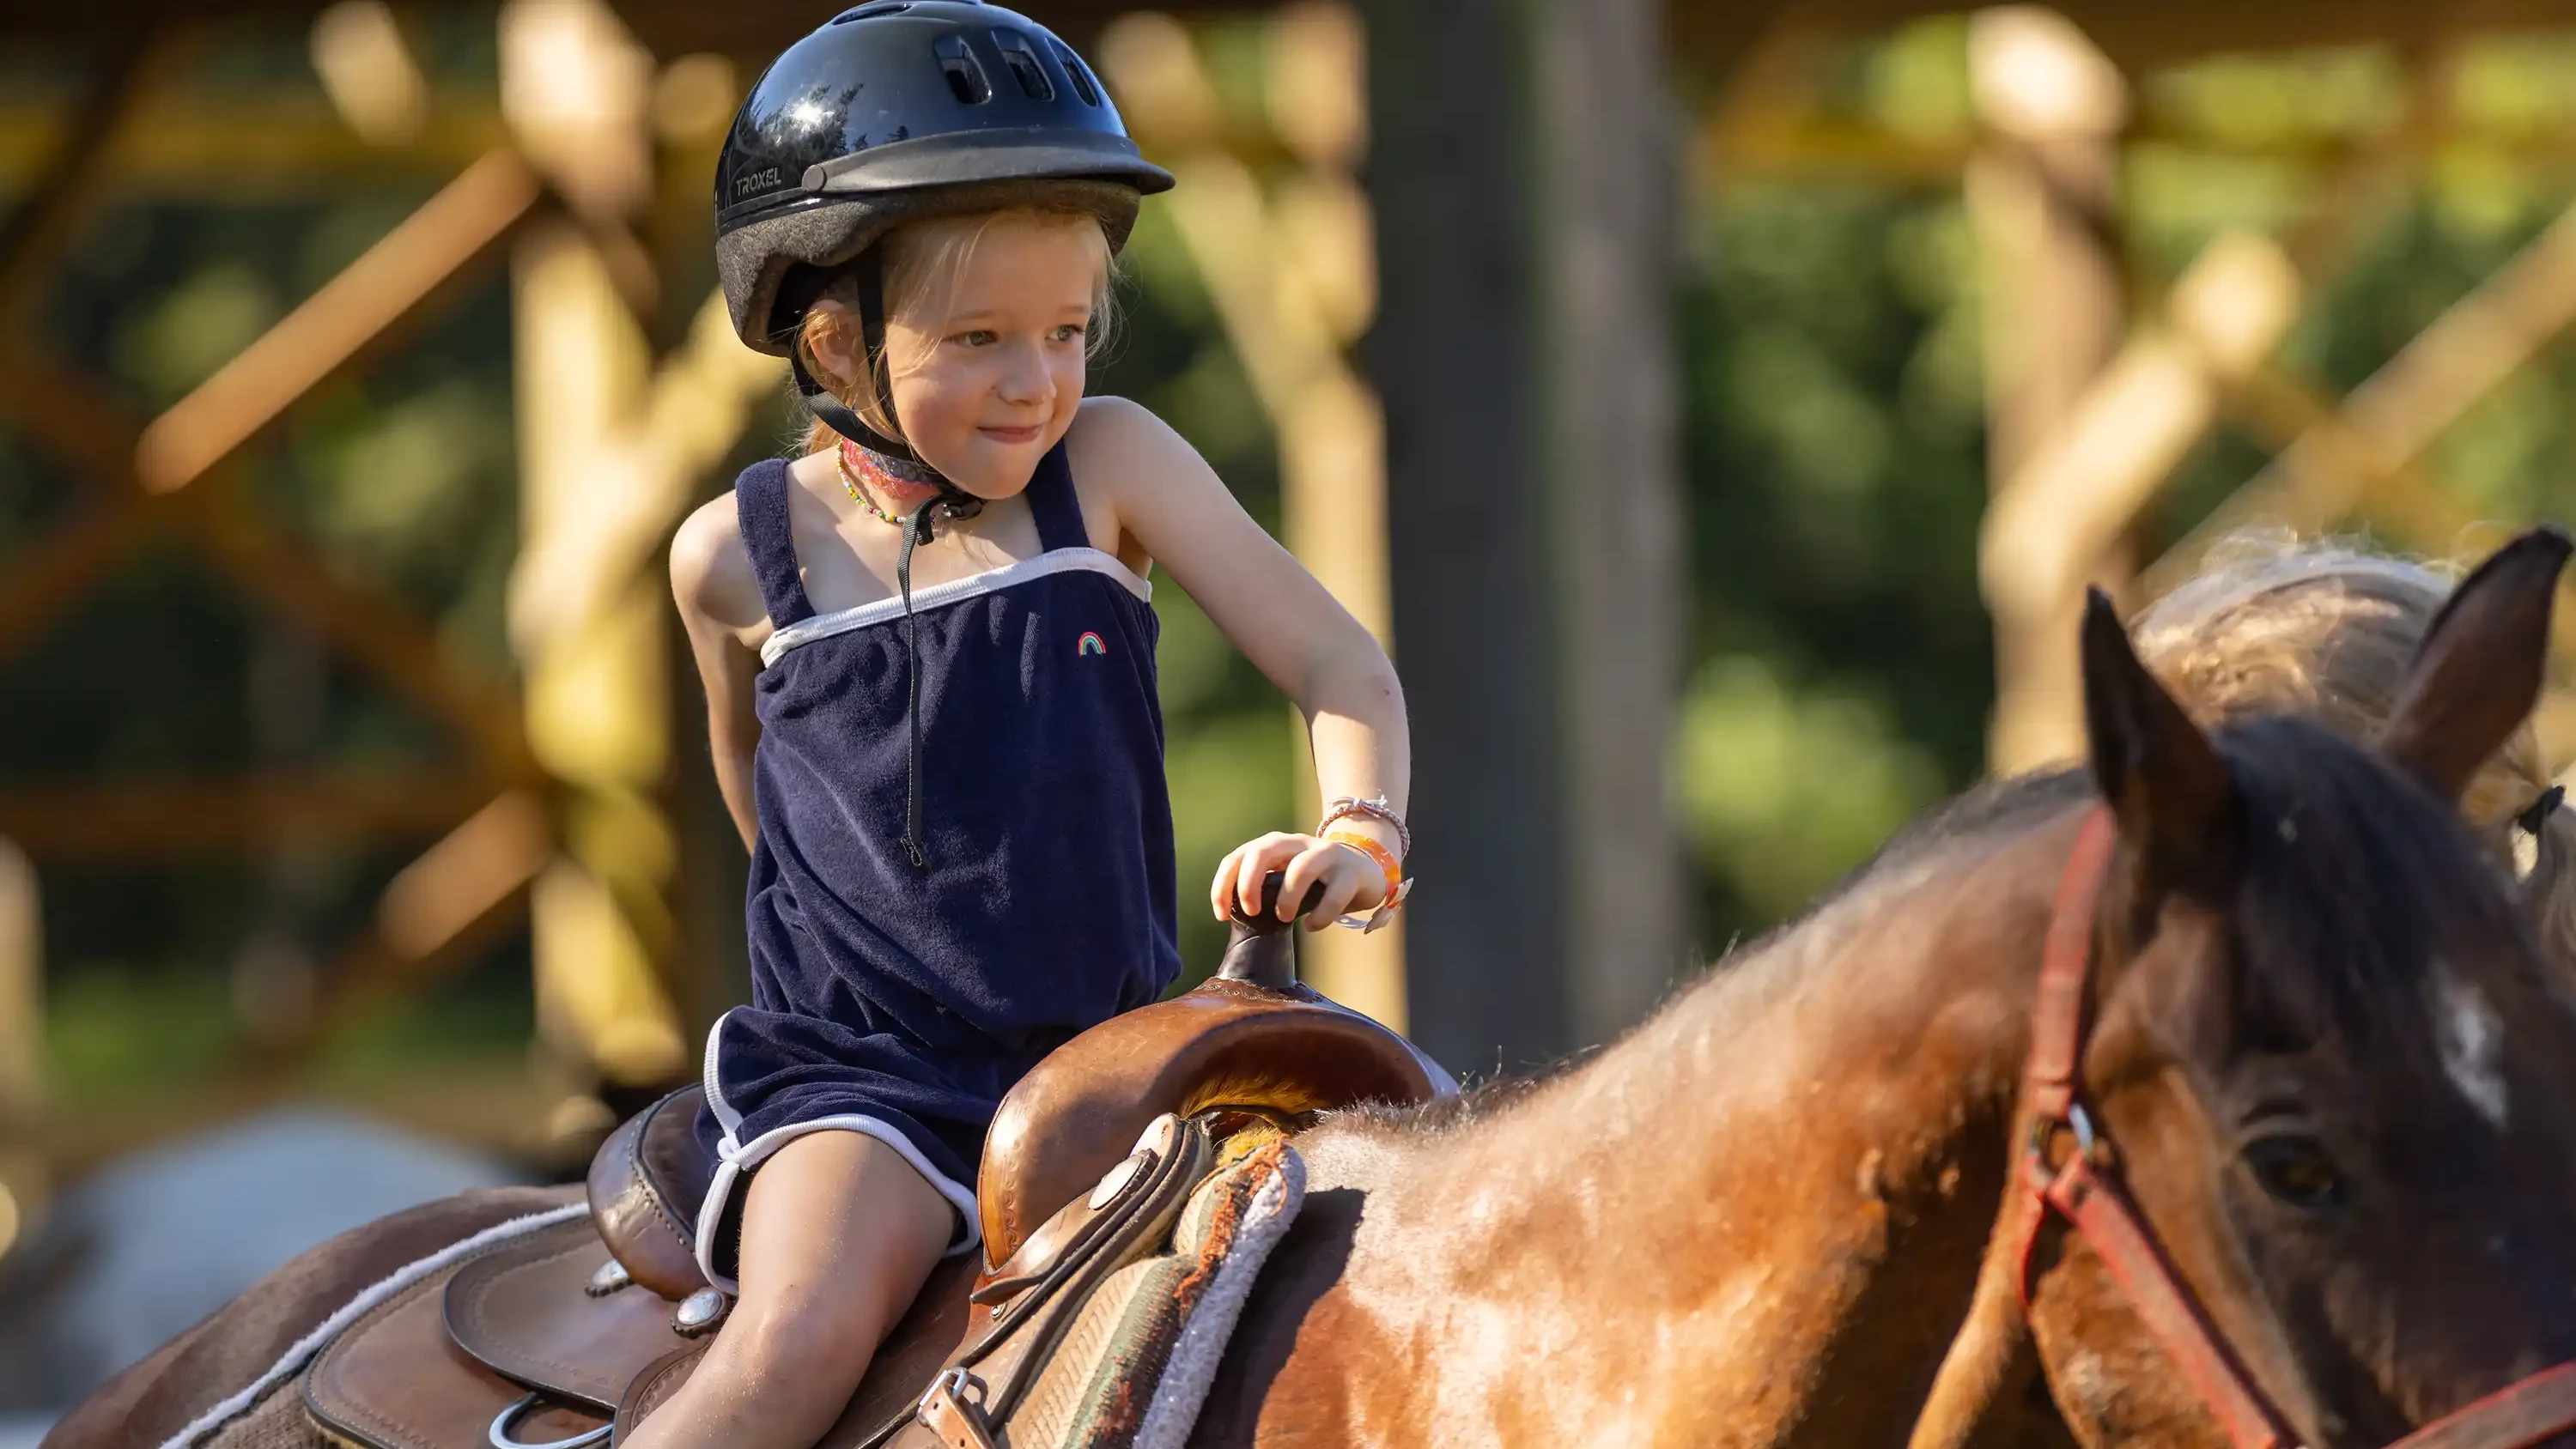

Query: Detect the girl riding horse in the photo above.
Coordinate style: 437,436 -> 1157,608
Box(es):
659,7 -> 1411,1447
54,530 -> 2576,1448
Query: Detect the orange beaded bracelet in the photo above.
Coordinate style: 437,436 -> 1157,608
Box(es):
1324,829 -> 1411,933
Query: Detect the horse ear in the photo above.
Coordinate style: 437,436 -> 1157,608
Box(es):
2376,527 -> 2573,803
2081,587 -> 2237,889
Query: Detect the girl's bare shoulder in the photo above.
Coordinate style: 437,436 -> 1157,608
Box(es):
671,488 -> 771,638
1066,395 -> 1206,500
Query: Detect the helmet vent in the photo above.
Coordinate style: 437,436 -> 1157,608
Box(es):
1050,40 -> 1102,106
832,3 -> 914,21
934,34 -> 993,105
992,31 -> 1055,102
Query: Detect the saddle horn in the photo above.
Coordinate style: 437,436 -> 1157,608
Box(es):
1216,872 -> 1325,991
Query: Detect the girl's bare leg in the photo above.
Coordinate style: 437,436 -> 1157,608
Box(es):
621,1130 -> 955,1449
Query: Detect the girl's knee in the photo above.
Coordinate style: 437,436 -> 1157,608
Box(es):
697,1300 -> 880,1408
736,1293 -> 879,1370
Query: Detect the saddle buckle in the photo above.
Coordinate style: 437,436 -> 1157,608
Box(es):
917,1368 -> 999,1449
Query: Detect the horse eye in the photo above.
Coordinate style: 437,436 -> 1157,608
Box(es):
2245,1135 -> 2346,1211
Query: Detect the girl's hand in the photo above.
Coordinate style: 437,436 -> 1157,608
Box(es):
1212,831 -> 1392,931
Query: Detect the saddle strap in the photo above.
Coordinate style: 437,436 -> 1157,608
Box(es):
847,1115 -> 1214,1449
915,1376 -> 1001,1449
878,1126 -> 1307,1449
963,1115 -> 1214,1423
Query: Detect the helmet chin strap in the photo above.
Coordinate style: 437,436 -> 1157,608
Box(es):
791,246 -> 983,524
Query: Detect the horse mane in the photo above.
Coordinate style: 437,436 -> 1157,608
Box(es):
1342,767 -> 2094,1135
2215,716 -> 2531,1057
2133,530 -> 2555,828
1353,712 -> 2522,1137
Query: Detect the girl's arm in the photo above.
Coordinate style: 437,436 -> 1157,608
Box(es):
1071,398 -> 1412,931
671,494 -> 772,852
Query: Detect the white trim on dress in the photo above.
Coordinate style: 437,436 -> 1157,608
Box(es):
694,1010 -> 981,1293
760,548 -> 1151,669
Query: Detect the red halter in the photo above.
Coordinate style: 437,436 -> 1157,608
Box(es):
2008,806 -> 2576,1449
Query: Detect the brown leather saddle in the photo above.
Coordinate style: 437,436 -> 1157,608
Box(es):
305,887 -> 1449,1449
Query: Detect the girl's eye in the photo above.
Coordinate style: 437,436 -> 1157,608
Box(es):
953,329 -> 998,348
1050,324 -> 1087,343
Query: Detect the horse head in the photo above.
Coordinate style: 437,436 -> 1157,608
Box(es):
2130,536 -> 2576,1017
2033,526 -> 2576,1448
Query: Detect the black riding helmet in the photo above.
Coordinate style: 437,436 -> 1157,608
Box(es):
714,0 -> 1173,462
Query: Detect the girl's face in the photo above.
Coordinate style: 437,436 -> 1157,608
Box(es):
816,217 -> 1101,500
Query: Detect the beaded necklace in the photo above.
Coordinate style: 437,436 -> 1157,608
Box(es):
836,436 -> 944,527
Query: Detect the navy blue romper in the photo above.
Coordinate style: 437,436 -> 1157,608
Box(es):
692,440 -> 1180,1288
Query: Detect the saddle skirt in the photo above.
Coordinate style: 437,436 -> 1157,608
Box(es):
304,1114 -> 1298,1449
298,906 -> 1443,1449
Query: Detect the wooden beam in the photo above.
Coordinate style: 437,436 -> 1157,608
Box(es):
504,288 -> 782,656
0,347 -> 148,488
507,0 -> 690,1093
0,98 -> 505,197
0,350 -> 176,664
0,492 -> 166,668
3,0 -> 2575,71
132,147 -> 542,495
0,837 -> 37,1126
296,790 -> 551,1044
0,835 -> 37,1258
0,37 -> 185,330
1671,0 -> 2576,77
191,490 -> 535,782
0,350 -> 532,791
1981,233 -> 2302,676
1968,7 -> 2131,774
0,771 -> 497,860
1096,7 -> 1405,1029
2147,190 -> 2576,596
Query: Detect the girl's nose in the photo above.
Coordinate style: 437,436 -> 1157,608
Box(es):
996,340 -> 1053,407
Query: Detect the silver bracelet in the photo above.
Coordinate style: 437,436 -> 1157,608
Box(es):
1317,795 -> 1411,860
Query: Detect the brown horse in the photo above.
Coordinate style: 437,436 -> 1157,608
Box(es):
52,529 -> 2576,1449
1206,529 -> 2576,1447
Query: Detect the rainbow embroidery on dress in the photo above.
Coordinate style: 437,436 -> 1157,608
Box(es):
1077,631 -> 1108,657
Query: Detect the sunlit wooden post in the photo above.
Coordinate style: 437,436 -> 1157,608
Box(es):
0,836 -> 39,1260
1261,5 -> 1405,1028
1097,6 -> 1406,1028
1362,0 -> 1684,1069
1966,6 -> 2128,774
501,0 -> 687,1135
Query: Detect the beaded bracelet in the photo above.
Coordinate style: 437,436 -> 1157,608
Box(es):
1324,829 -> 1411,934
1317,795 -> 1411,861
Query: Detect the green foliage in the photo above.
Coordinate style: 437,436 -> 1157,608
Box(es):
1674,657 -> 1942,925
1678,181 -> 1992,955
1674,31 -> 2576,962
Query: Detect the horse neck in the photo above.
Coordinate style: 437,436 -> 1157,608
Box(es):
1261,803 -> 2087,1447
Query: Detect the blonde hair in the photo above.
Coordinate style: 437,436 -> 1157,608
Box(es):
2131,530 -> 2576,962
796,206 -> 1117,456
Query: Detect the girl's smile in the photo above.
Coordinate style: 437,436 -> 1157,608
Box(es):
804,213 -> 1108,502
